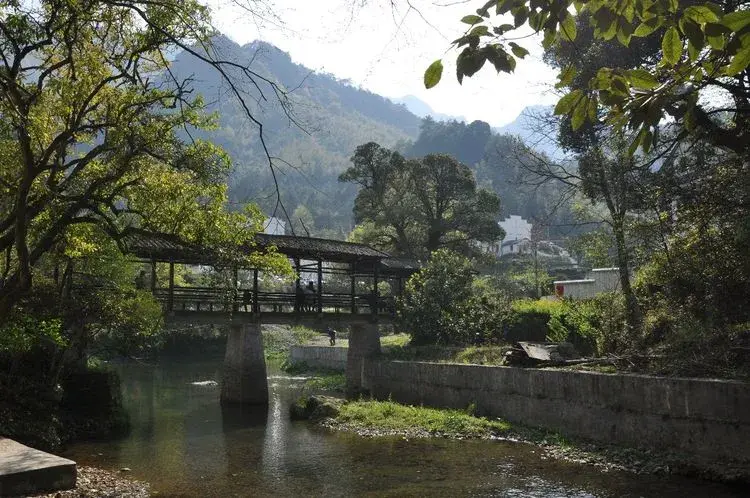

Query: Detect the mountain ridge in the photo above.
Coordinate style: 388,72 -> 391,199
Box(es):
169,37 -> 568,235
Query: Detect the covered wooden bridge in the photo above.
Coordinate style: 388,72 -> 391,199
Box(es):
121,231 -> 418,325
121,231 -> 418,405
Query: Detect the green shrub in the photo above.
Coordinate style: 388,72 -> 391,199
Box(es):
399,251 -> 512,345
505,299 -> 564,343
399,249 -> 476,345
503,295 -> 627,356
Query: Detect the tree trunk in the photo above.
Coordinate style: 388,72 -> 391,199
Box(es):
613,220 -> 642,337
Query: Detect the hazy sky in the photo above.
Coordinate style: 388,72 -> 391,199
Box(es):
208,0 -> 558,127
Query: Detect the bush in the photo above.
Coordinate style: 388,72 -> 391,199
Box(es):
399,249 -> 476,345
505,295 -> 627,357
506,299 -> 564,343
60,366 -> 130,441
399,251 -> 513,345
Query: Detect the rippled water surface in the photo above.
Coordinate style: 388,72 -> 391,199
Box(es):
63,360 -> 746,497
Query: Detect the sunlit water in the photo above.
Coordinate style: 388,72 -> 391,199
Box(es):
63,359 -> 746,497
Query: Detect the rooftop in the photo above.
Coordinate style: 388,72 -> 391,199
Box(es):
119,229 -> 419,274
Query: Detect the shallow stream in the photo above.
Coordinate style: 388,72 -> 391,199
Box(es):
63,359 -> 746,497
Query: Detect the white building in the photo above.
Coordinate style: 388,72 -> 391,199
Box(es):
554,268 -> 621,299
499,215 -> 532,243
263,217 -> 286,236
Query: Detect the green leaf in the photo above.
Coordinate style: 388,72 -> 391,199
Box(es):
593,7 -> 616,32
461,15 -> 483,25
617,22 -> 634,46
687,40 -> 700,60
560,12 -> 577,42
509,42 -> 529,58
513,7 -> 528,27
456,47 -> 487,84
683,6 -> 719,25
601,19 -> 619,40
662,26 -> 682,65
725,46 -> 750,76
543,28 -> 557,48
554,89 -> 583,115
706,33 -> 725,50
633,17 -> 663,37
556,65 -> 577,88
470,25 -> 490,36
571,96 -> 588,130
680,19 -> 704,51
424,60 -> 443,89
483,45 -> 515,73
626,69 -> 660,89
721,11 -> 750,32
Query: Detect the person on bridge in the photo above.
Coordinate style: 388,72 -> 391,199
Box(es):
135,270 -> 147,290
327,327 -> 336,346
304,281 -> 317,312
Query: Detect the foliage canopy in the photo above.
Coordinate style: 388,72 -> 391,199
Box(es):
0,0 -> 290,317
427,0 -> 750,155
340,142 -> 504,258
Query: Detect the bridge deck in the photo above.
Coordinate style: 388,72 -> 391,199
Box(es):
155,286 -> 395,325
164,310 -> 392,326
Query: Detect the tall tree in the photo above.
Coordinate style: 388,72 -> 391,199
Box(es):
0,1 -> 291,318
340,142 -> 504,258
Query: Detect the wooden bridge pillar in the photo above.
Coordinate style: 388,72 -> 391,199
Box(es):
220,322 -> 268,405
345,322 -> 381,398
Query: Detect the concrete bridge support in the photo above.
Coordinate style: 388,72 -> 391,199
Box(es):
221,322 -> 268,405
346,322 -> 381,398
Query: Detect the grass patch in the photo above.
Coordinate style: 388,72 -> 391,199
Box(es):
453,345 -> 512,365
380,342 -> 511,366
263,325 -> 320,362
380,333 -> 411,348
280,361 -> 346,392
337,399 -> 512,438
306,372 -> 346,392
291,325 -> 317,344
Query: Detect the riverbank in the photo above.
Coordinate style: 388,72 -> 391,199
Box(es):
27,466 -> 149,498
294,396 -> 750,485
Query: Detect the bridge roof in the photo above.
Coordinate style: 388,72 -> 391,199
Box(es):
119,230 -> 417,273
254,233 -> 387,262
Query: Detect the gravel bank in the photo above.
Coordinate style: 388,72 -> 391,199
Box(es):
27,466 -> 150,498
317,408 -> 750,485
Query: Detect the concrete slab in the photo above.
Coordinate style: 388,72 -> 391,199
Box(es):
0,437 -> 76,496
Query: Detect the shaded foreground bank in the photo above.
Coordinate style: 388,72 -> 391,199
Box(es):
26,466 -> 149,498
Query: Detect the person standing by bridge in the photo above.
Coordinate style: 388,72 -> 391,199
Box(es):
304,281 -> 317,312
327,327 -> 336,346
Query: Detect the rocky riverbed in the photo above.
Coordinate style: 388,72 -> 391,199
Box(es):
293,395 -> 750,486
28,466 -> 150,498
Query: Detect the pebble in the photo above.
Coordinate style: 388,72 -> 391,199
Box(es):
28,466 -> 150,498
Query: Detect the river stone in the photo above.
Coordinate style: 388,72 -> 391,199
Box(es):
290,395 -> 342,420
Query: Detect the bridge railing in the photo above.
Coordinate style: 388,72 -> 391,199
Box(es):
153,287 -> 395,316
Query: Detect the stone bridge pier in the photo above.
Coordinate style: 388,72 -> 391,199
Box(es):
346,322 -> 381,398
221,322 -> 268,405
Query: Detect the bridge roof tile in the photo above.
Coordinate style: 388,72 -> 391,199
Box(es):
120,230 -> 418,271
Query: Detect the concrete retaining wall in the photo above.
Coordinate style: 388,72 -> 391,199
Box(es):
290,346 -> 347,370
362,360 -> 750,463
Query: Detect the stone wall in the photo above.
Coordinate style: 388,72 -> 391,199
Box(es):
362,360 -> 750,464
290,345 -> 347,370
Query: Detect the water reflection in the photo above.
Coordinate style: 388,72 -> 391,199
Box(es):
63,359 -> 746,497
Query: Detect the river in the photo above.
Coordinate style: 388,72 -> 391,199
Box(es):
62,359 -> 746,497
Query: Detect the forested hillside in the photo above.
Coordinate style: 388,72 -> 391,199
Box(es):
170,37 -> 421,236
404,118 -> 575,237
170,37 -> 573,237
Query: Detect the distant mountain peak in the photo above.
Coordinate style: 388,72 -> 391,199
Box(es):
392,95 -> 466,123
495,104 -> 567,160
